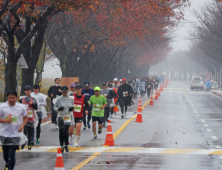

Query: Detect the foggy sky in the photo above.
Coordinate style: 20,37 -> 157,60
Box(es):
43,0 -> 210,78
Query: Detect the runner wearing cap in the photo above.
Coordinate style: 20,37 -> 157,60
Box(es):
68,83 -> 76,96
31,85 -> 47,145
89,87 -> 107,139
54,86 -> 74,153
69,84 -> 89,147
48,78 -> 62,129
81,82 -> 94,130
20,85 -> 38,150
116,78 -> 134,118
0,91 -> 28,170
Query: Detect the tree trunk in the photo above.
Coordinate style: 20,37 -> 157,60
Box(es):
4,35 -> 18,101
35,71 -> 42,85
20,25 -> 47,95
4,58 -> 17,101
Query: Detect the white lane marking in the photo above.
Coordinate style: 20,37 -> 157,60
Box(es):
195,111 -> 198,113
201,119 -> 206,123
203,124 -> 209,127
41,121 -> 51,126
206,129 -> 212,132
215,145 -> 222,149
212,136 -> 218,140
196,114 -> 199,116
193,109 -> 197,111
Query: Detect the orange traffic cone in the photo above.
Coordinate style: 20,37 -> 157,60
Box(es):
158,89 -> 160,97
104,120 -> 115,146
135,97 -> 143,122
137,97 -> 142,112
149,94 -> 153,106
155,90 -> 158,100
55,148 -> 65,170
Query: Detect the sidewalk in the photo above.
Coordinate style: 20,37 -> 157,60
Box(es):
211,90 -> 222,97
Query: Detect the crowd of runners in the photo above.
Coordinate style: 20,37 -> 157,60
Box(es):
0,75 -> 165,170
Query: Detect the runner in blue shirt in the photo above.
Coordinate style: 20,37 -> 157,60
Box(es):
81,82 -> 95,130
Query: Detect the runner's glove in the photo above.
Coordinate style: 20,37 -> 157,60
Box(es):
69,107 -> 74,112
58,107 -> 64,111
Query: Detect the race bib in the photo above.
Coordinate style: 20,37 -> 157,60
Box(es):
93,104 -> 100,111
27,110 -> 34,118
148,85 -> 151,88
5,115 -> 18,125
74,104 -> 82,112
123,92 -> 128,97
63,116 -> 71,122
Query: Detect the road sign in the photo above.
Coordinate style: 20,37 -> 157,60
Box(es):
17,54 -> 28,68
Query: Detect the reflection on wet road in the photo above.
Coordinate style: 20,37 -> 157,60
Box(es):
2,81 -> 222,169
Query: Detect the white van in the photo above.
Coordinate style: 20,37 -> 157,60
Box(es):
190,76 -> 204,90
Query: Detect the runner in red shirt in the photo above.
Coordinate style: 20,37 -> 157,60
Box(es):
69,84 -> 89,147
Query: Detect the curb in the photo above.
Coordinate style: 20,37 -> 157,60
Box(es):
211,91 -> 222,98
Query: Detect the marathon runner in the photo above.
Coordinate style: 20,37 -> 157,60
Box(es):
48,78 -> 62,129
31,85 -> 47,145
81,82 -> 94,130
89,87 -> 107,139
54,86 -> 74,153
20,85 -> 38,150
69,84 -> 89,147
68,83 -> 76,96
113,78 -> 119,113
116,78 -> 134,118
139,79 -> 146,97
154,77 -> 159,90
100,83 -> 109,126
0,91 -> 28,170
146,79 -> 153,98
113,78 -> 119,90
107,84 -> 116,119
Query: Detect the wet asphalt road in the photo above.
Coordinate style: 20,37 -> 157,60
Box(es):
2,81 -> 222,170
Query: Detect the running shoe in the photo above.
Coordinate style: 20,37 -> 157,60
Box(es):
36,138 -> 40,144
21,144 -> 25,149
83,126 -> 86,130
51,123 -> 55,129
110,114 -> 113,119
28,145 -> 31,150
121,114 -> 124,118
94,134 -> 97,139
103,123 -> 106,127
87,122 -> 91,129
61,147 -> 64,154
64,145 -> 69,152
98,128 -> 102,134
4,163 -> 9,170
55,124 -> 58,129
31,141 -> 34,146
75,142 -> 79,147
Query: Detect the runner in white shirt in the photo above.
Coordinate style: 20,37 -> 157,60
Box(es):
31,85 -> 47,145
0,91 -> 28,170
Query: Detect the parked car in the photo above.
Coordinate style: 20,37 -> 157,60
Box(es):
210,80 -> 218,90
190,76 -> 204,90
